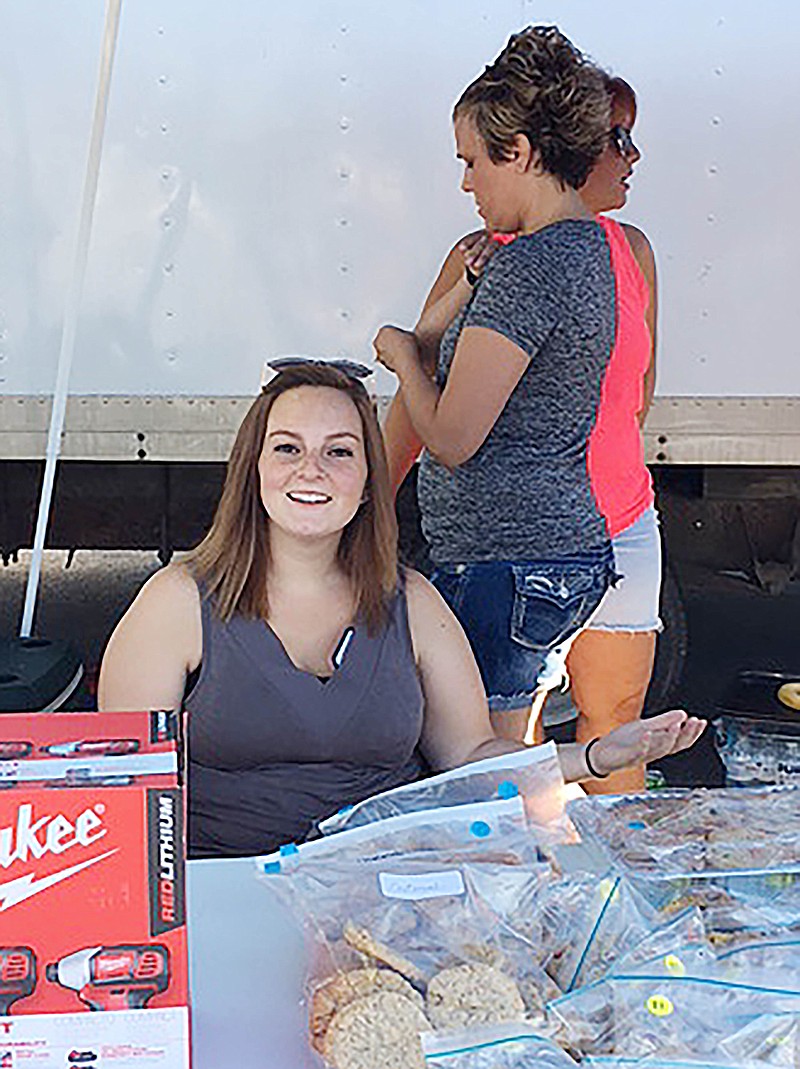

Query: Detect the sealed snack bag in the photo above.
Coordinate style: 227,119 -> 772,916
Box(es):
526,873 -> 659,992
422,1022 -> 578,1067
607,907 -> 715,979
319,741 -> 572,843
716,934 -> 800,990
260,795 -> 537,872
550,974 -> 800,1060
720,1012 -> 800,1067
258,798 -> 554,1067
583,1060 -> 744,1068
568,786 -> 800,877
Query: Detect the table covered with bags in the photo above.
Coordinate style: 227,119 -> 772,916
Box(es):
188,743 -> 800,1068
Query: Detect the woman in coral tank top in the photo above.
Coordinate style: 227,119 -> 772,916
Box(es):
565,75 -> 659,794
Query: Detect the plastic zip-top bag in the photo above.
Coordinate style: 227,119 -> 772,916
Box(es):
514,872 -> 659,993
567,785 -> 800,877
606,907 -> 715,980
257,797 -> 555,1067
715,934 -> 800,990
719,1012 -> 800,1066
319,741 -> 572,844
583,1060 -> 746,1069
549,973 -> 800,1060
421,1022 -> 579,1067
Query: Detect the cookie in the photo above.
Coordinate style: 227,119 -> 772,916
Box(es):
309,968 -> 423,1053
322,990 -> 430,1069
425,962 -> 526,1030
342,921 -> 426,985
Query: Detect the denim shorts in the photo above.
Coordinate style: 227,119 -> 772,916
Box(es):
586,507 -> 663,632
431,547 -> 616,712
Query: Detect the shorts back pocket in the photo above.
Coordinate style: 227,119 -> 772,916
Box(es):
510,562 -> 608,652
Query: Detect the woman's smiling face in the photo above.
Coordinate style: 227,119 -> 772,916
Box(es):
258,385 -> 368,543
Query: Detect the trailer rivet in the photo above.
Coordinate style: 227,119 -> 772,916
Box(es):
339,117 -> 351,131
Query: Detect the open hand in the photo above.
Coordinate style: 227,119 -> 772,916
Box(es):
589,709 -> 707,779
373,325 -> 420,377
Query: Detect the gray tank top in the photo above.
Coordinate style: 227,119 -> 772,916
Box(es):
185,580 -> 426,858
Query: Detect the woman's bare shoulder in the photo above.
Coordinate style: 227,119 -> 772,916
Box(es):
621,223 -> 655,272
403,568 -> 460,651
135,562 -> 199,613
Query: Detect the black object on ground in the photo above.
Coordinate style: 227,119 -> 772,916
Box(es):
0,637 -> 83,712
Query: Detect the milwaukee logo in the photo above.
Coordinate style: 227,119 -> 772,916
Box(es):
0,803 -> 107,868
0,848 -> 118,911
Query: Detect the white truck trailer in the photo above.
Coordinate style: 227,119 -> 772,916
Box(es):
1,0 -> 798,703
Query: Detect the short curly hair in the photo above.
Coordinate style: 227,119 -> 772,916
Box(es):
454,25 -> 609,190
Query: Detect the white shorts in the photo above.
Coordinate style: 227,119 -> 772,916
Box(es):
587,506 -> 663,633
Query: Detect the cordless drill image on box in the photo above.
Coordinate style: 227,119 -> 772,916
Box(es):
0,947 -> 36,1013
46,945 -> 169,1010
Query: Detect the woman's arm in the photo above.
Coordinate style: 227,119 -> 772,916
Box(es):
375,324 -> 529,468
622,223 -> 658,425
382,236 -> 481,492
404,569 -> 524,770
98,564 -> 202,712
404,570 -> 706,778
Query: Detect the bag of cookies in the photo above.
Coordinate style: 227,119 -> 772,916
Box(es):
421,1022 -> 578,1066
550,974 -> 800,1060
259,795 -> 538,873
720,1012 -> 800,1067
568,785 -> 800,878
259,799 -> 556,1067
607,905 -> 715,980
523,872 -> 659,992
715,933 -> 800,989
319,741 -> 571,844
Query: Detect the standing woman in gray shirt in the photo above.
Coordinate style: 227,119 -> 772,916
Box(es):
375,26 -> 618,743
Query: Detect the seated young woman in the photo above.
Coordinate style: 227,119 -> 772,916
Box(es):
98,361 -> 705,859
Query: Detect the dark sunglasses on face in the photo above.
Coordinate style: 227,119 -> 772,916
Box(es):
610,125 -> 637,159
262,356 -> 374,388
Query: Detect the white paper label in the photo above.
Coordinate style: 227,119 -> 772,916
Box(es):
378,869 -> 465,900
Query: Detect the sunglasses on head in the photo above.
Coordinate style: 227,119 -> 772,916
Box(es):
610,125 -> 637,159
261,356 -> 374,389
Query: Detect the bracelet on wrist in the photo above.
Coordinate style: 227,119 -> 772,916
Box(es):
584,737 -> 609,779
464,267 -> 479,287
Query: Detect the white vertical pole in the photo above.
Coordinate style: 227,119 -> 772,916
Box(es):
20,0 -> 123,638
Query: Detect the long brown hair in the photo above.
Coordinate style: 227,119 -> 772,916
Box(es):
184,363 -> 398,632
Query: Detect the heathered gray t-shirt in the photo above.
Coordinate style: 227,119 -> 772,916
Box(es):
417,219 -> 616,564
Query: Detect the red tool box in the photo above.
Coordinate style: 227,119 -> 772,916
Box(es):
0,711 -> 189,1068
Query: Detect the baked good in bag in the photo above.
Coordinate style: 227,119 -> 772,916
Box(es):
425,962 -> 526,1029
322,990 -> 431,1069
343,920 -> 427,984
310,967 -> 424,1053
